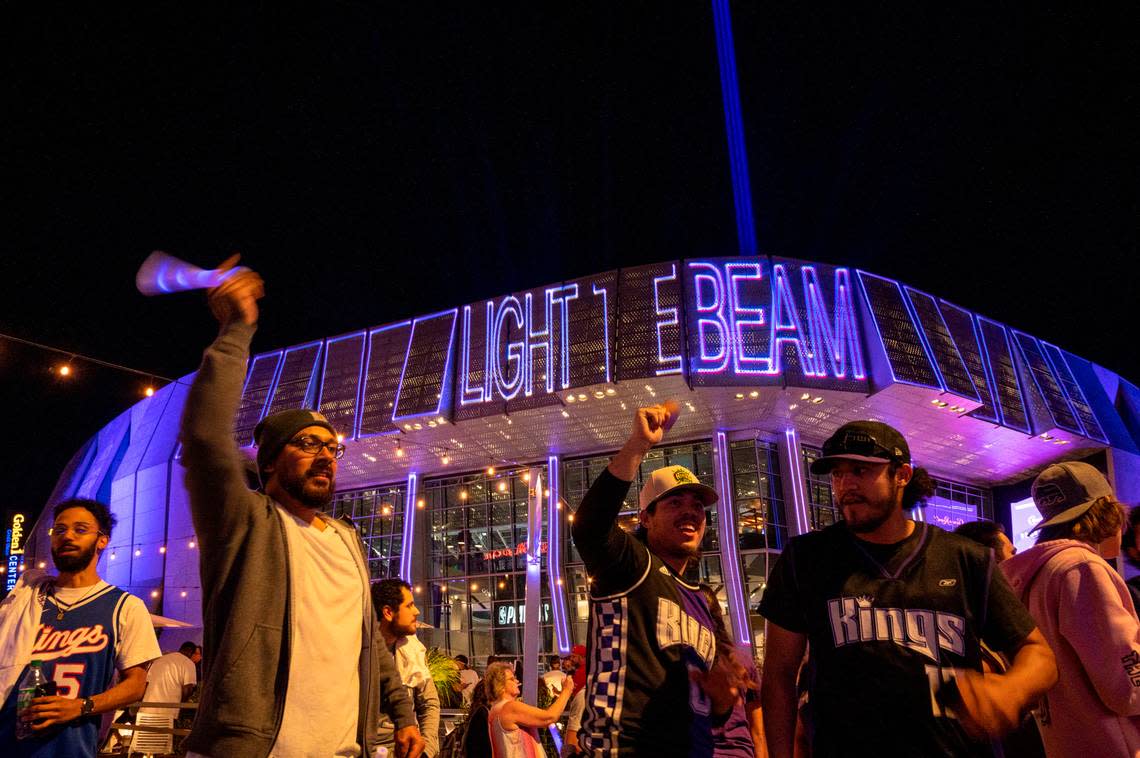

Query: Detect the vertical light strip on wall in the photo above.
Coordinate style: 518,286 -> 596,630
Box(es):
714,431 -> 752,646
712,0 -> 758,256
546,455 -> 572,653
782,428 -> 812,535
399,472 -> 418,582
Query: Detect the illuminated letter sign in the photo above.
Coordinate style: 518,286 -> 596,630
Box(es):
654,265 -> 684,376
801,266 -> 864,380
6,513 -> 26,592
689,262 -> 732,374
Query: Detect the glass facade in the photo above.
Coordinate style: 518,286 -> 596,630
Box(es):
320,437 -> 994,667
325,484 -> 408,579
420,467 -> 553,661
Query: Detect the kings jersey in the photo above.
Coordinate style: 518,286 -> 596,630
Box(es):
760,522 -> 1037,758
0,583 -> 133,758
580,543 -> 719,756
572,469 -> 722,757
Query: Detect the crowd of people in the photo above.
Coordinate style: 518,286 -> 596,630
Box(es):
1,261 -> 1138,757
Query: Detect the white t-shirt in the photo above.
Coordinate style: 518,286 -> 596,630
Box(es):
52,581 -> 160,672
457,668 -> 480,707
138,651 -> 197,716
272,509 -> 365,758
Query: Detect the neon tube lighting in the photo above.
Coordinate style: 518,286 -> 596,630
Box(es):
714,431 -> 751,646
546,455 -> 572,653
399,472 -> 418,582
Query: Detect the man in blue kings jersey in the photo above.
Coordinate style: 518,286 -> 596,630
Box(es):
571,402 -> 747,756
0,498 -> 160,757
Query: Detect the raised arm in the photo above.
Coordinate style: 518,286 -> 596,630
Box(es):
501,674 -> 575,729
179,258 -> 265,539
570,404 -> 677,594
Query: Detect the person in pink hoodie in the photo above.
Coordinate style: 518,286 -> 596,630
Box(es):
1000,461 -> 1140,758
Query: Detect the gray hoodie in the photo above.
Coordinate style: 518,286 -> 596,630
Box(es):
180,320 -> 416,758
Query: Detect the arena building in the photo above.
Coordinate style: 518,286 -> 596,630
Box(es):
20,255 -> 1140,662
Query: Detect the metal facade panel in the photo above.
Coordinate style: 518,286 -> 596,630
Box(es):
977,318 -> 1031,434
565,271 -> 615,390
318,331 -> 367,438
265,341 -> 323,418
937,301 -> 1000,423
1041,342 -> 1108,443
393,310 -> 457,420
856,271 -> 941,389
233,351 -> 283,446
75,412 -> 131,500
358,322 -> 412,437
1011,331 -> 1083,435
617,261 -> 684,381
905,287 -> 979,402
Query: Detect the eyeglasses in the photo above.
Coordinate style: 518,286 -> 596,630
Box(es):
288,435 -> 346,459
49,523 -> 103,538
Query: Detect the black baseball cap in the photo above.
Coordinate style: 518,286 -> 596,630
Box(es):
810,421 -> 911,475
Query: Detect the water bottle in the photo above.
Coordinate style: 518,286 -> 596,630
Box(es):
15,661 -> 48,740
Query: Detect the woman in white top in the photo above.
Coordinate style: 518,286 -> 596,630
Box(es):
485,661 -> 574,758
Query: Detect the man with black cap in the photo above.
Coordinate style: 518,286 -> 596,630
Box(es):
179,257 -> 424,758
570,403 -> 748,756
759,420 -> 1057,758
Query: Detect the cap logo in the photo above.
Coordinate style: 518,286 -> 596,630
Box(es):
672,468 -> 696,485
1034,483 -> 1067,509
843,431 -> 874,447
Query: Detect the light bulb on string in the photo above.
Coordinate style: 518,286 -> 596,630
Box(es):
396,440 -> 405,458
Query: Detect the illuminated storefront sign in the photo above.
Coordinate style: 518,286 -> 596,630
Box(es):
482,541 -> 548,562
6,513 -> 27,591
236,256 -> 1106,444
495,600 -> 553,626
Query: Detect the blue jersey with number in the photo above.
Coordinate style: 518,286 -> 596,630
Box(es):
0,582 -> 129,757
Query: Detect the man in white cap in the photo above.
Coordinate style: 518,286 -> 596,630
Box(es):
570,403 -> 746,756
1001,461 -> 1140,757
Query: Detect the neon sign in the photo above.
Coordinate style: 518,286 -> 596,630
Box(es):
232,256 -> 1108,443
482,541 -> 549,562
685,258 -> 865,384
6,512 -> 26,591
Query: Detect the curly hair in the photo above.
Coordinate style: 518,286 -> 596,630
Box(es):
484,661 -> 515,701
1035,496 -> 1124,545
53,498 -> 116,538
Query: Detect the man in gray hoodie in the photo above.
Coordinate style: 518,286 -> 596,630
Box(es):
180,256 -> 424,758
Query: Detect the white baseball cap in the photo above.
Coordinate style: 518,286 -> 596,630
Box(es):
638,465 -> 718,513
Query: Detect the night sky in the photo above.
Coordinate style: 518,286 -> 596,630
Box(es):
2,3 -> 1135,522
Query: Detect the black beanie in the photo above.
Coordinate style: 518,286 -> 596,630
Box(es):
254,409 -> 337,482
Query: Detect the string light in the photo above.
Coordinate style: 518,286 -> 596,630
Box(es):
1,332 -> 174,388
396,440 -> 404,458
417,499 -> 426,509
159,545 -> 166,554
486,465 -> 495,476
150,590 -> 160,598
134,547 -> 142,557
180,591 -> 188,598
188,540 -> 196,549
441,453 -> 450,465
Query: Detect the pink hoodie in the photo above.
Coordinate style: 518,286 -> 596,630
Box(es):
1001,539 -> 1140,758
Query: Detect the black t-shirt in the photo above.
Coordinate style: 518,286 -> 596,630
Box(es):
759,521 -> 1037,758
570,469 -> 720,756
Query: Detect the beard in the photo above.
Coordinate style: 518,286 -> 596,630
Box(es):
52,541 -> 98,573
279,463 -> 336,509
842,480 -> 901,534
